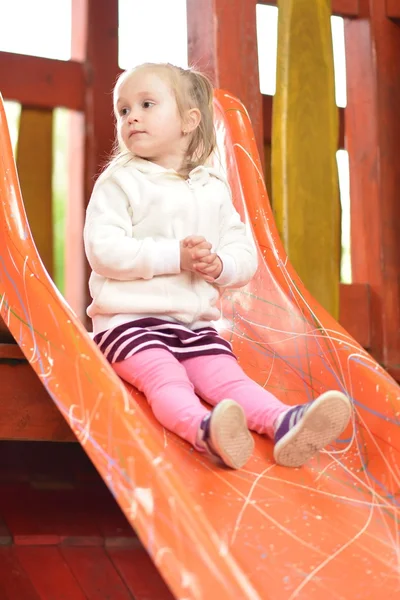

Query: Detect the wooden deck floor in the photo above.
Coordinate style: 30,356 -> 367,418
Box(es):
0,441 -> 174,600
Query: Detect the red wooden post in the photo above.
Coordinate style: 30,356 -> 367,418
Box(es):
65,0 -> 87,320
344,0 -> 400,376
66,0 -> 119,322
386,0 -> 400,18
187,0 -> 263,156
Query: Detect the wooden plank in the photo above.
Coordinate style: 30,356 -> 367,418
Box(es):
258,0 -> 360,17
263,94 -> 345,148
58,485 -> 118,547
3,486 -> 103,546
0,51 -> 84,111
339,283 -> 370,349
64,2 -> 87,321
0,479 -> 133,547
263,95 -> 273,144
271,0 -> 340,318
0,515 -> 12,545
61,546 -> 133,600
387,366 -> 400,382
108,546 -> 175,600
80,0 -> 119,191
0,548 -> 41,600
64,114 -> 86,321
263,143 -> 273,202
0,363 -> 75,441
65,1 -> 91,322
68,0 -> 119,324
16,107 -> 54,277
15,546 -> 87,600
187,0 -> 264,156
65,0 -> 87,319
0,478 -> 136,548
0,344 -> 24,360
386,0 -> 400,19
0,317 -> 16,343
96,500 -> 137,547
338,105 -> 345,150
1,483 -> 60,546
0,441 -> 94,486
0,478 -> 134,547
344,1 -> 400,369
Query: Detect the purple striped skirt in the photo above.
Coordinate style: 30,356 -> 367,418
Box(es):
93,317 -> 235,364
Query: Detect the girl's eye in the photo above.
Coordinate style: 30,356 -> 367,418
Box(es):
119,108 -> 129,116
143,101 -> 155,109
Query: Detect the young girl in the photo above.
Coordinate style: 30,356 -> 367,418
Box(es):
84,62 -> 351,470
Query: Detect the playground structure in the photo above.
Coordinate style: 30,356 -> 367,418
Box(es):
0,0 -> 400,598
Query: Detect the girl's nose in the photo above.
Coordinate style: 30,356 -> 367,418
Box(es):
127,112 -> 138,123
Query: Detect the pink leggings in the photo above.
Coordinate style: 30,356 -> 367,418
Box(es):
113,349 -> 288,448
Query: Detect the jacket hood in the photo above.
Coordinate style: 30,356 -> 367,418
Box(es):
128,156 -> 228,187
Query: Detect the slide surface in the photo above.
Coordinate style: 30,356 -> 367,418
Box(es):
0,91 -> 399,600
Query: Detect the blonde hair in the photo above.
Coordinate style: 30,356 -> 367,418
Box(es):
102,62 -> 216,179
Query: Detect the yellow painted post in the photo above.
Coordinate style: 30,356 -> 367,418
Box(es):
17,107 -> 54,278
271,0 -> 340,318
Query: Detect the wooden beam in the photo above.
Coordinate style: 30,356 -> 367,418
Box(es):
258,0 -> 360,17
65,111 -> 86,321
339,283 -> 370,349
0,52 -> 84,111
0,363 -> 75,441
187,0 -> 264,156
65,0 -> 89,322
0,318 -> 15,343
65,0 -> 119,325
386,0 -> 400,19
0,344 -> 24,360
81,0 -> 120,184
387,366 -> 400,382
263,94 -> 345,148
344,1 -> 400,369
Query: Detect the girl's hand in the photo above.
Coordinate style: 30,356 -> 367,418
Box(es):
182,236 -> 223,282
180,237 -> 212,272
194,254 -> 223,282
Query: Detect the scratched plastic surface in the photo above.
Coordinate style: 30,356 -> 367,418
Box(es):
0,91 -> 399,600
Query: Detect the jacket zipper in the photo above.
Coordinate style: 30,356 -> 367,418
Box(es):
186,178 -> 202,320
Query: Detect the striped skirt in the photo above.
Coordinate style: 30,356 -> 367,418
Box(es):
93,317 -> 235,364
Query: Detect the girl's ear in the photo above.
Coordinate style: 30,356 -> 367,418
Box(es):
183,108 -> 201,134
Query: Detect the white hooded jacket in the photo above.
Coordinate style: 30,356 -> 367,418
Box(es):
84,157 -> 258,334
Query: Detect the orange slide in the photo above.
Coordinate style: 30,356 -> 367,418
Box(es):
0,90 -> 399,600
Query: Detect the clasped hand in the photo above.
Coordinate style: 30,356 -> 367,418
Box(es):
180,236 -> 222,283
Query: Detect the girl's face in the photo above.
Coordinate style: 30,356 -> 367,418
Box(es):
115,70 -> 189,171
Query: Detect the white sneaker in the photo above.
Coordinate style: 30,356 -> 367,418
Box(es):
198,399 -> 254,469
273,391 -> 352,467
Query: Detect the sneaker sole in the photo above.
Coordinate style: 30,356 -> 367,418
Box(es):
273,391 -> 352,468
209,400 -> 254,469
